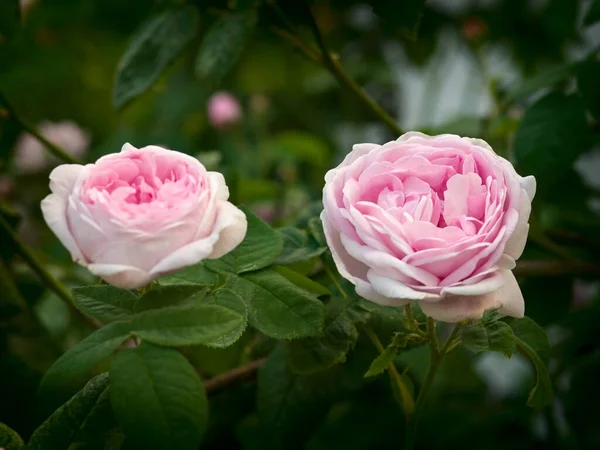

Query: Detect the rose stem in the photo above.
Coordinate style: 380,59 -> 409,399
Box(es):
270,2 -> 404,137
405,319 -> 465,450
0,90 -> 80,164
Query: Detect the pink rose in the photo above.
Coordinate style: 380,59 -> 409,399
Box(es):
14,120 -> 90,173
207,92 -> 242,129
41,143 -> 247,289
322,132 -> 536,322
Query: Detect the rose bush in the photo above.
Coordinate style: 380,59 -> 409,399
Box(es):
322,132 -> 536,322
41,143 -> 247,288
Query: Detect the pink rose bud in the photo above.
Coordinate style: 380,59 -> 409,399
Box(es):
322,132 -> 536,323
14,120 -> 90,173
207,92 -> 242,129
41,143 -> 247,289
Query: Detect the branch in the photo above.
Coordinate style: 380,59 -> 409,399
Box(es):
203,358 -> 267,395
0,90 -> 80,164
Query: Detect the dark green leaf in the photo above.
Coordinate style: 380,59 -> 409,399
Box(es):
41,322 -> 131,390
72,286 -> 137,323
29,374 -> 119,450
307,217 -> 326,246
505,62 -> 578,103
504,316 -> 550,365
194,13 -> 256,85
113,7 -> 199,108
286,296 -> 358,374
577,59 -> 600,119
364,345 -> 398,378
205,209 -> 283,274
134,285 -> 206,312
370,0 -> 426,40
195,288 -> 248,347
272,265 -> 331,297
461,321 -> 516,357
110,343 -> 208,450
0,0 -> 20,41
584,0 -> 600,26
158,263 -> 219,287
0,423 -> 24,450
229,269 -> 325,339
276,227 -> 326,265
131,304 -> 245,348
514,92 -> 591,191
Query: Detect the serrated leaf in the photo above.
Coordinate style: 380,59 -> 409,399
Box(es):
72,286 -> 137,323
41,322 -> 131,390
461,321 -> 516,357
272,265 -> 331,297
28,374 -> 119,450
286,296 -> 358,374
195,288 -> 247,347
514,92 -> 591,192
276,227 -> 326,265
0,423 -> 24,450
205,209 -> 283,274
194,13 -> 256,85
113,7 -> 199,108
110,343 -> 208,450
131,304 -> 245,348
504,316 -> 550,366
504,62 -> 579,103
134,285 -> 206,312
158,263 -> 219,286
227,269 -> 325,339
0,0 -> 20,41
584,0 -> 600,26
364,345 -> 399,377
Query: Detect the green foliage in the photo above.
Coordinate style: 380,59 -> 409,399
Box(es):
205,210 -> 284,274
276,227 -> 326,265
113,7 -> 199,108
158,263 -> 219,286
109,343 -> 208,450
577,59 -> 600,119
72,286 -> 137,323
584,0 -> 600,25
365,332 -> 426,377
0,423 -> 24,450
370,0 -> 427,40
28,374 -> 121,450
272,265 -> 332,297
0,0 -> 20,41
504,61 -> 579,103
194,13 -> 257,86
134,285 -> 206,312
461,321 -> 516,357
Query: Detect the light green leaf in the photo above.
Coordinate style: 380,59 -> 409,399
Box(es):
28,374 -> 121,450
194,13 -> 256,85
286,296 -> 358,374
272,265 -> 331,297
276,227 -> 326,265
364,346 -> 399,378
0,0 -> 20,41
0,423 -> 24,450
205,209 -> 283,274
113,7 -> 199,108
110,343 -> 208,450
41,322 -> 131,390
505,62 -> 579,103
158,263 -> 219,287
461,321 -> 516,357
131,304 -> 245,348
228,269 -> 325,339
72,286 -> 137,323
134,285 -> 206,312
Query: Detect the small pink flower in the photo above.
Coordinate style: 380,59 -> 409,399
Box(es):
207,92 -> 242,129
322,132 -> 535,322
41,143 -> 247,289
14,121 -> 90,173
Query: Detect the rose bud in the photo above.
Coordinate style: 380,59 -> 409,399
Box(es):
207,92 -> 242,129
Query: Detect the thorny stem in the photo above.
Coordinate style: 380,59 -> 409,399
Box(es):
203,357 -> 267,395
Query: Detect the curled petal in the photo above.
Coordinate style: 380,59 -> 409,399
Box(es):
87,263 -> 153,289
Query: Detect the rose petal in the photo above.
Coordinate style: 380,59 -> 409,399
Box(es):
87,263 -> 152,289
41,193 -> 86,263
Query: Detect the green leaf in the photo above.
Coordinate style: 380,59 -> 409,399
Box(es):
205,209 -> 283,275
370,0 -> 426,40
504,62 -> 578,103
195,288 -> 248,347
134,285 -> 206,312
257,346 -> 340,450
113,7 -> 199,108
0,0 -> 20,41
307,217 -> 326,246
194,13 -> 256,85
158,263 -> 219,286
41,322 -> 131,390
0,423 -> 24,450
131,304 -> 245,348
286,296 -> 358,374
461,321 -> 516,357
577,59 -> 600,119
110,343 -> 208,450
504,317 -> 553,407
584,0 -> 600,26
276,227 -> 326,265
227,269 -> 325,339
364,345 -> 398,378
514,92 -> 591,191
28,374 -> 120,450
272,265 -> 331,297
72,286 -> 137,323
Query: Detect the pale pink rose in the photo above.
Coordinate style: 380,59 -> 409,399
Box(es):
207,92 -> 242,129
41,143 -> 247,289
322,132 -> 536,323
14,120 -> 90,173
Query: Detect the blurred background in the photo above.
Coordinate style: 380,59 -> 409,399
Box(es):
1,0 -> 600,449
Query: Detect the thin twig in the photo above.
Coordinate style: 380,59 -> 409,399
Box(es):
0,90 -> 80,164
203,358 -> 267,394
